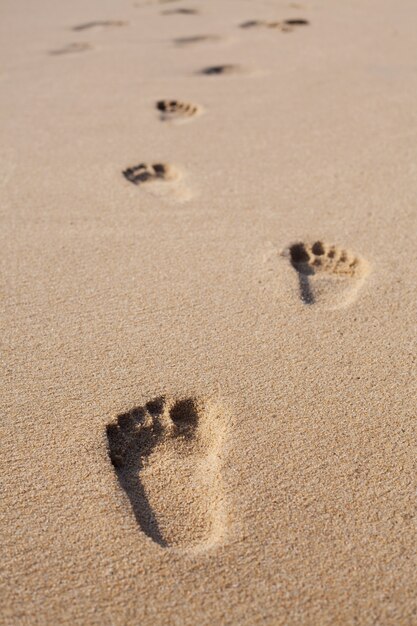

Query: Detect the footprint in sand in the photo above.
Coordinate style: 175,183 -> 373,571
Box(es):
72,20 -> 127,32
286,241 -> 369,309
106,397 -> 228,551
200,64 -> 243,76
162,7 -> 198,15
174,35 -> 223,46
122,162 -> 191,200
156,99 -> 203,122
123,162 -> 178,185
240,18 -> 309,32
49,42 -> 92,55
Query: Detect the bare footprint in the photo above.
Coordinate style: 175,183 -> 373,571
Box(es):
156,99 -> 203,122
72,20 -> 127,32
162,7 -> 198,15
122,163 -> 191,201
200,64 -> 242,76
240,18 -> 309,32
123,163 -> 178,185
49,42 -> 92,55
106,396 -> 228,551
286,241 -> 369,309
174,35 -> 223,46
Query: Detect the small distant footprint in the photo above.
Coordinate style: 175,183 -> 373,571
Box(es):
162,7 -> 198,15
72,20 -> 127,31
174,35 -> 223,46
49,42 -> 92,55
156,99 -> 202,122
286,241 -> 369,309
123,163 -> 178,185
123,163 -> 191,201
240,18 -> 309,32
106,396 -> 228,551
200,64 -> 242,76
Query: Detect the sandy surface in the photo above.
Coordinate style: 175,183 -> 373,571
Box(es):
1,0 -> 416,624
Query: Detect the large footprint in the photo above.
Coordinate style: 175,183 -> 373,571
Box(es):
287,241 -> 369,309
106,396 -> 228,551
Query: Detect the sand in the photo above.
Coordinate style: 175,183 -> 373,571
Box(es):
1,0 -> 416,624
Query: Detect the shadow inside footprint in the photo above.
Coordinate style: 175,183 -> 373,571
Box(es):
289,242 -> 316,304
107,400 -> 169,547
106,396 -> 227,550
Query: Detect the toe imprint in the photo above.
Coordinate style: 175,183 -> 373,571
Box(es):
240,18 -> 309,32
287,241 -> 368,308
156,99 -> 202,121
289,241 -> 361,277
106,396 -> 228,550
123,163 -> 178,185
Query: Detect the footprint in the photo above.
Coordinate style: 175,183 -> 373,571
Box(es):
286,241 -> 369,309
72,20 -> 127,31
174,35 -> 223,46
200,64 -> 242,76
240,18 -> 309,32
123,162 -> 178,185
49,42 -> 92,55
284,19 -> 309,26
156,99 -> 202,122
122,163 -> 191,201
106,397 -> 228,551
162,7 -> 198,15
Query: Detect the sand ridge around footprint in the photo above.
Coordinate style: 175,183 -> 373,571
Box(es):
284,240 -> 369,309
106,396 -> 229,552
156,99 -> 203,122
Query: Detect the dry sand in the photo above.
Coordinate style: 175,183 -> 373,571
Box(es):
1,0 -> 416,624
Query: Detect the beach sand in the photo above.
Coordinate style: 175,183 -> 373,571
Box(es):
1,0 -> 416,624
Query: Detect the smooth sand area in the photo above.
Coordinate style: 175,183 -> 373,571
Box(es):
1,0 -> 416,624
